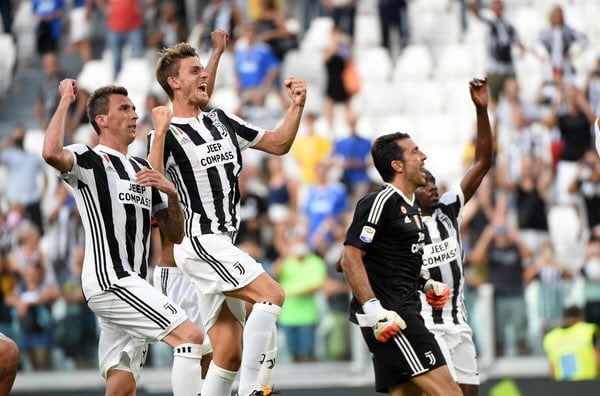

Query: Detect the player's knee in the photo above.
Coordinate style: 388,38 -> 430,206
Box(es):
265,282 -> 285,306
0,338 -> 19,368
214,344 -> 242,370
186,326 -> 204,345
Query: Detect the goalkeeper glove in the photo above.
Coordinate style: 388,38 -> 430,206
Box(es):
423,279 -> 450,310
363,298 -> 406,342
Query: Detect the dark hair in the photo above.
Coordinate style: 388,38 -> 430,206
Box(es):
371,132 -> 411,182
87,85 -> 128,135
563,305 -> 583,318
156,42 -> 198,100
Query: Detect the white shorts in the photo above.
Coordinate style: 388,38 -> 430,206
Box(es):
87,275 -> 187,382
173,233 -> 264,330
431,325 -> 479,385
69,7 -> 92,43
152,265 -> 212,354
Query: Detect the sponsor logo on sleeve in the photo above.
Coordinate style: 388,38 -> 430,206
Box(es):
360,225 -> 376,243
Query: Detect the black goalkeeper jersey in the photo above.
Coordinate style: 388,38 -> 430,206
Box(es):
344,184 -> 426,321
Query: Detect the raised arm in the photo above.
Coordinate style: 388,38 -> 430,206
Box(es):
460,78 -> 494,203
42,79 -> 77,173
252,77 -> 307,155
205,29 -> 228,98
147,106 -> 173,175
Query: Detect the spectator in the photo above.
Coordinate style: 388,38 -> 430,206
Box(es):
301,161 -> 347,250
254,0 -> 298,61
469,0 -> 525,106
0,246 -> 18,340
273,242 -> 326,362
33,0 -> 65,56
96,0 -> 145,77
265,156 -> 298,225
581,235 -> 600,326
568,148 -> 600,233
54,245 -> 98,368
497,153 -> 552,258
234,22 -> 282,112
8,263 -> 59,370
543,305 -> 600,381
290,112 -> 332,185
0,125 -> 48,235
469,210 -> 533,356
524,242 -> 572,353
586,57 -> 600,116
536,5 -> 588,85
322,0 -> 356,40
67,0 -> 94,64
323,25 -> 353,130
544,82 -> 595,207
194,0 -> 243,52
377,0 -> 410,54
34,52 -> 65,130
147,0 -> 187,50
0,0 -> 12,34
332,111 -> 372,205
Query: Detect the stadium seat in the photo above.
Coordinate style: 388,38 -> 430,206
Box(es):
300,17 -> 334,52
354,46 -> 392,84
393,43 -> 434,82
434,43 -> 475,79
77,60 -> 115,94
354,14 -> 381,49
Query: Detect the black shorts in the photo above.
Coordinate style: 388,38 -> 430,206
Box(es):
360,312 -> 446,393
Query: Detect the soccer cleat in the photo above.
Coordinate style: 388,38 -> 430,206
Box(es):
261,386 -> 279,395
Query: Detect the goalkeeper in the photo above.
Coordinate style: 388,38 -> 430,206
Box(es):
340,130 -> 461,396
415,77 -> 493,396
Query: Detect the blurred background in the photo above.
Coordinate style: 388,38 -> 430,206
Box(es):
1,0 -> 600,394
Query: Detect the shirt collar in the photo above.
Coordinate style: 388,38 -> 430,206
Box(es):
386,183 -> 415,206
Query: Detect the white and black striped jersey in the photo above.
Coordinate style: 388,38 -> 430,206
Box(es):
345,183 -> 427,319
61,144 -> 168,299
420,189 -> 468,328
148,109 -> 264,238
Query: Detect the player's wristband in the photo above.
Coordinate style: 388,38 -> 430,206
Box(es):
362,298 -> 384,315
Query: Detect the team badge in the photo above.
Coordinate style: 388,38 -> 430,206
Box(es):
360,225 -> 376,243
400,206 -> 407,214
207,111 -> 229,137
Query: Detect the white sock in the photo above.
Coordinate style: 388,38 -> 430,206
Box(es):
202,362 -> 238,396
259,323 -> 278,390
238,302 -> 281,396
172,343 -> 203,396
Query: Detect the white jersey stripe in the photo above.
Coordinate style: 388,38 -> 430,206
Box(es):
393,333 -> 427,375
367,186 -> 394,224
81,185 -> 109,290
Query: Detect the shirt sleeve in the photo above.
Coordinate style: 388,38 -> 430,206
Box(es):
59,143 -> 87,187
218,109 -> 266,150
344,194 -> 386,250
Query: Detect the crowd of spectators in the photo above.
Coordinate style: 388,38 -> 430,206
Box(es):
0,0 -> 600,376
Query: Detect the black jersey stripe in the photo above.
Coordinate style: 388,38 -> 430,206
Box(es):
190,235 -> 239,287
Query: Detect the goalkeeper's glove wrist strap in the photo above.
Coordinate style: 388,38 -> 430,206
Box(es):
363,298 -> 384,315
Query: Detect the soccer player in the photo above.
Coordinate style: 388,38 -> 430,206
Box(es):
0,333 -> 19,396
340,132 -> 462,395
150,29 -> 229,382
42,79 -> 205,396
148,37 -> 307,395
415,78 -> 493,396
